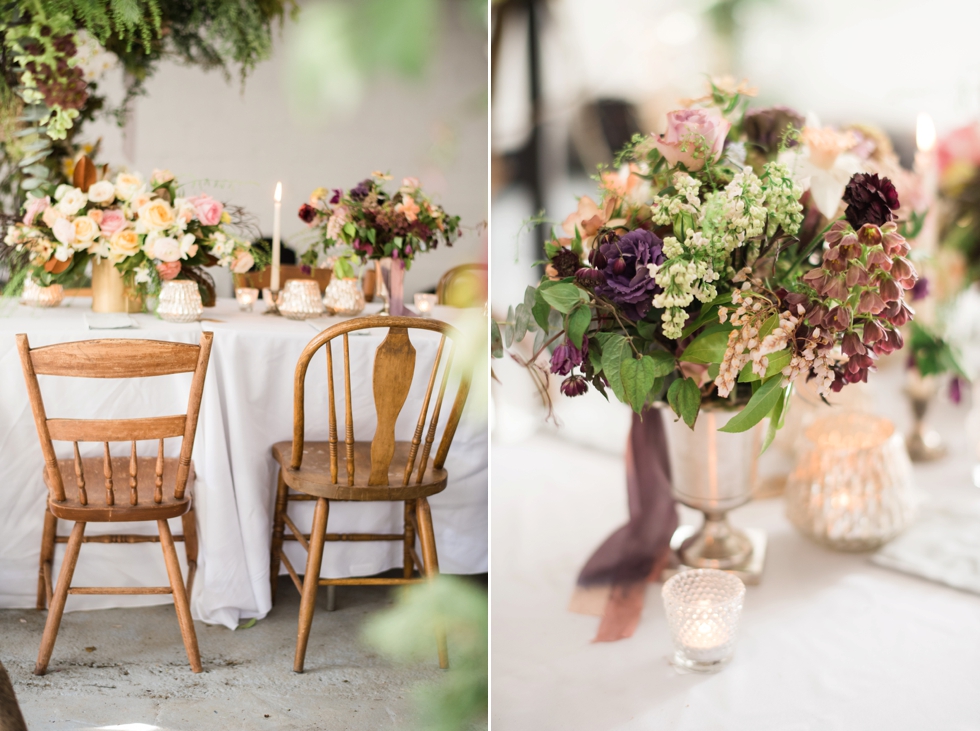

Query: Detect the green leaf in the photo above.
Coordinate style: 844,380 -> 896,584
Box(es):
504,306 -> 514,348
636,320 -> 659,341
600,334 -> 631,403
532,289 -> 551,331
566,305 -> 591,349
491,320 -> 503,358
540,283 -> 587,314
620,355 -> 657,413
679,329 -> 730,364
719,377 -> 785,434
343,222 -> 356,237
667,377 -> 701,428
646,350 -> 676,378
738,349 -> 791,383
514,303 -> 531,343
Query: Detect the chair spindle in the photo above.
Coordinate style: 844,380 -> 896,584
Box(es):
155,439 -> 164,504
326,342 -> 338,484
73,442 -> 87,506
103,442 -> 114,506
129,441 -> 139,506
343,333 -> 355,486
404,335 -> 446,485
416,343 -> 456,484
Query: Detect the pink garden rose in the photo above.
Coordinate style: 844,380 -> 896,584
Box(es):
99,209 -> 127,235
23,195 -> 50,225
188,194 -> 224,226
652,108 -> 732,171
937,123 -> 980,177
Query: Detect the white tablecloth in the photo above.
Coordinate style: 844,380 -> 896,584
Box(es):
0,297 -> 487,629
491,362 -> 980,730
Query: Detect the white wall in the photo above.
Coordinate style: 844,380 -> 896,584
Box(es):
82,3 -> 488,297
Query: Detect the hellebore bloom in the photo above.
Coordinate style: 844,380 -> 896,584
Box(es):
594,229 -> 665,321
560,375 -> 589,397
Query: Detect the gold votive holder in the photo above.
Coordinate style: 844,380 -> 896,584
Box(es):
156,280 -> 203,323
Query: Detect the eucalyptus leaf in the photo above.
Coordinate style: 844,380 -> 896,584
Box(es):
514,303 -> 531,343
504,306 -> 514,348
490,320 -> 503,358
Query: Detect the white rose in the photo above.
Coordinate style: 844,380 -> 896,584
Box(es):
179,233 -> 198,259
114,172 -> 144,201
87,180 -> 116,204
57,188 -> 88,216
149,235 -> 181,263
52,217 -> 75,246
54,184 -> 71,201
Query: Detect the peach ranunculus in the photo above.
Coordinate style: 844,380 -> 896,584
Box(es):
395,195 -> 421,223
114,172 -> 144,201
88,208 -> 103,224
99,209 -> 126,235
562,195 -> 614,246
109,229 -> 141,258
800,126 -> 855,171
72,216 -> 100,244
23,195 -> 50,225
651,108 -> 732,171
138,199 -> 177,231
42,205 -> 64,228
187,194 -> 224,226
231,249 -> 255,273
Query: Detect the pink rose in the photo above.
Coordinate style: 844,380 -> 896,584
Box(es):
937,123 -> 980,176
188,194 -> 224,226
652,108 -> 732,171
99,209 -> 127,235
23,196 -> 50,225
156,261 -> 181,280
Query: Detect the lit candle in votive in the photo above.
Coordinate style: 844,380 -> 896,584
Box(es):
271,181 -> 282,292
663,569 -> 745,672
414,292 -> 437,316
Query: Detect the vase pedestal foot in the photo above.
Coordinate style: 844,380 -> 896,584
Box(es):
906,431 -> 947,462
662,525 -> 767,586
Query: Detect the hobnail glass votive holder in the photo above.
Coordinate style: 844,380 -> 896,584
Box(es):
414,292 -> 437,316
279,279 -> 325,320
323,277 -> 365,316
662,568 -> 746,673
22,278 -> 64,308
235,287 -> 259,312
156,280 -> 203,323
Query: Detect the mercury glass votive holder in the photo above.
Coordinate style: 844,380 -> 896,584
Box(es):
323,277 -> 365,316
156,280 -> 203,323
235,287 -> 259,312
21,277 -> 64,308
279,279 -> 325,320
662,568 -> 745,673
414,292 -> 438,316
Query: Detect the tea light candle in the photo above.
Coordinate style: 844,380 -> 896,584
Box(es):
271,181 -> 282,292
235,287 -> 259,312
414,292 -> 437,316
662,569 -> 745,673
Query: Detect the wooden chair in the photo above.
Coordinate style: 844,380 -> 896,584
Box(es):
269,316 -> 473,673
17,333 -> 213,676
436,263 -> 488,307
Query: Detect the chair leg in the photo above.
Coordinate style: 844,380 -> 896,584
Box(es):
294,497 -> 329,673
37,507 -> 57,610
35,521 -> 85,676
159,519 -> 202,673
181,509 -> 199,599
403,499 -> 416,579
416,497 -> 448,669
270,467 -> 289,606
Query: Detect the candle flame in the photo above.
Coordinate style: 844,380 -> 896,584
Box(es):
916,113 -> 936,153
274,181 -> 282,202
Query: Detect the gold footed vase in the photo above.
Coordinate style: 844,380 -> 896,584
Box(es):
904,371 -> 946,462
91,257 -> 142,313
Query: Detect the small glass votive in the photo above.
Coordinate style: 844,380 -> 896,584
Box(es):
279,279 -> 325,320
22,279 -> 64,308
414,292 -> 437,317
662,568 -> 745,673
156,280 -> 203,323
235,287 -> 259,312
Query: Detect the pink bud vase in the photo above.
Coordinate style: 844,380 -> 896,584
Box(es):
378,257 -> 411,316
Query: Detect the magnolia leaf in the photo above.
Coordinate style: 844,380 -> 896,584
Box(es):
667,377 -> 701,428
600,334 -> 631,403
620,355 -> 657,413
720,377 -> 785,434
540,282 -> 587,314
72,155 -> 97,192
566,305 -> 591,349
679,329 -> 730,364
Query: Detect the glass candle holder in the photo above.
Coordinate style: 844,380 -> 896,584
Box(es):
235,287 -> 259,312
785,412 -> 917,551
156,280 -> 203,323
323,277 -> 366,316
279,279 -> 325,320
21,278 -> 64,308
414,292 -> 437,316
662,568 -> 746,673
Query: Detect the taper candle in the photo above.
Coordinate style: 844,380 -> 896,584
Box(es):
271,181 -> 282,292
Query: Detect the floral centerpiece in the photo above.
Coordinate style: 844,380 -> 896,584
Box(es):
3,159 -> 265,307
493,82 -> 919,449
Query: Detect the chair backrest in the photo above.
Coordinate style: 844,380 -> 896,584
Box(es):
17,333 -> 214,507
290,316 -> 473,487
436,263 -> 488,307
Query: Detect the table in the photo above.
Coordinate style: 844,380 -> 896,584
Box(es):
491,361 -> 980,730
0,297 -> 487,629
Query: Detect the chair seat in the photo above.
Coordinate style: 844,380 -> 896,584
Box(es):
47,456 -> 194,522
273,441 -> 448,501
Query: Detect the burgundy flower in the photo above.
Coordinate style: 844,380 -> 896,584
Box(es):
822,246 -> 847,273
863,320 -> 886,344
845,264 -> 869,288
873,327 -> 904,355
910,277 -> 930,302
891,257 -> 916,282
824,276 -> 849,301
576,267 -> 605,287
550,247 -> 581,278
806,302 -> 829,327
866,249 -> 892,272
560,375 -> 589,397
330,189 -> 343,204
588,247 -> 607,270
843,173 -> 901,229
882,226 -> 910,257
298,203 -> 317,223
824,220 -> 850,247
550,337 -> 588,376
856,224 -> 883,247
842,331 -> 865,356
879,277 -> 902,303
883,300 -> 914,327
950,377 -> 963,405
858,290 -> 886,314
594,229 -> 665,321
802,268 -> 831,292
826,305 -> 851,331
350,179 -> 372,201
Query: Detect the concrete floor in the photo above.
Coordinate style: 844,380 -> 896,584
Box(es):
0,578 -> 441,731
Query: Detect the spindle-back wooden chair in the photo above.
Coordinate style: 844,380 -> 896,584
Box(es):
436,263 -> 487,307
269,316 -> 473,673
17,333 -> 213,676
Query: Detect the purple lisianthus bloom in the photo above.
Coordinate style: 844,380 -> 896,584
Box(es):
350,179 -> 372,201
594,229 -> 664,321
550,336 -> 588,376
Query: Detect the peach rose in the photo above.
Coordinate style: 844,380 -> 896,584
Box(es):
151,169 -> 174,185
114,172 -> 144,201
88,209 -> 103,224
130,191 -> 152,213
110,229 -> 141,257
652,108 -> 732,171
72,216 -> 100,244
156,261 -> 181,280
138,200 -> 176,231
231,249 -> 254,273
